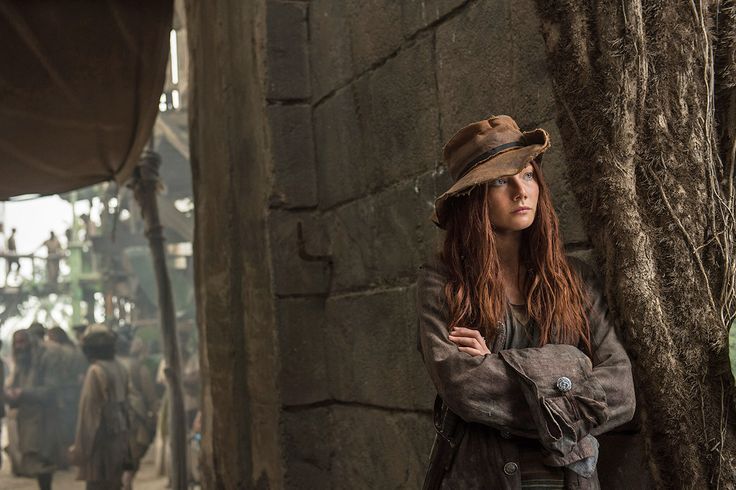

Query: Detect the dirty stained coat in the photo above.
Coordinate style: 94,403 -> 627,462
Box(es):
9,344 -> 64,476
71,359 -> 130,485
417,257 -> 636,489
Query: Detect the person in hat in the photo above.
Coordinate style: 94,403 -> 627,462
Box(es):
69,324 -> 131,490
417,115 -> 635,489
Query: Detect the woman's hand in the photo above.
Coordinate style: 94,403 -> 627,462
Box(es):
448,327 -> 491,357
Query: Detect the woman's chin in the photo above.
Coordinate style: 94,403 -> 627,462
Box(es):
494,217 -> 535,233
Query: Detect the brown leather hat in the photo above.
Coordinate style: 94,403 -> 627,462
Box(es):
432,115 -> 550,228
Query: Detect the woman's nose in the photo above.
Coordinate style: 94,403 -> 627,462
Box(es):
510,179 -> 527,200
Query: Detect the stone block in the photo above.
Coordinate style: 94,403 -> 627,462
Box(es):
508,0 -> 557,126
411,168 -> 452,265
277,297 -> 329,405
310,0 -> 353,100
354,37 -> 440,189
330,406 -> 433,489
536,119 -> 588,244
324,170 -> 451,292
371,178 -> 436,281
267,104 -> 317,208
322,198 -> 374,290
313,85 -> 370,208
436,0 -> 513,141
269,210 -> 331,296
324,286 -> 435,410
436,0 -> 556,140
326,176 -> 437,291
282,408 -> 333,489
346,0 -> 404,75
401,0 -> 466,37
266,1 -> 310,99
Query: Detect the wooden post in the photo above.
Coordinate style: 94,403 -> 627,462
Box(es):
130,149 -> 188,490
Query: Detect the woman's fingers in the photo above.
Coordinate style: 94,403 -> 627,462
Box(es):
451,327 -> 485,342
457,346 -> 484,357
448,335 -> 480,348
450,328 -> 491,356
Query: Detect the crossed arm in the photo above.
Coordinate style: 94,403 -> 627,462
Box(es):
416,261 -> 635,440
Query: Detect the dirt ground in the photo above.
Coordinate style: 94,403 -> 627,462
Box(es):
0,421 -> 169,490
0,454 -> 168,490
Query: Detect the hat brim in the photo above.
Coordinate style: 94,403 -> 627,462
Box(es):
432,128 -> 549,228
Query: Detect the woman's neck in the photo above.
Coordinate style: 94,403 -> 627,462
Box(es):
495,230 -> 525,303
495,230 -> 522,272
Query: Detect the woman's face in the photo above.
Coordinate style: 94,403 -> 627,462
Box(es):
486,163 -> 539,233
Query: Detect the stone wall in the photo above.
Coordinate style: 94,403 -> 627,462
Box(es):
187,0 -> 645,489
265,0 -> 587,488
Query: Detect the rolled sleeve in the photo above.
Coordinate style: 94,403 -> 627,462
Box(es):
416,258 -> 635,448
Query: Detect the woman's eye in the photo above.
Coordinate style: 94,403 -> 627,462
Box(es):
491,178 -> 506,186
523,171 -> 535,180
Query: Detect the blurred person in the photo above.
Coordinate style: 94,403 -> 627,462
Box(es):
72,323 -> 88,343
183,354 -> 200,429
6,227 -> 19,279
47,327 -> 87,468
80,214 -> 98,241
5,328 -> 63,490
28,322 -> 46,342
48,325 -> 88,383
153,322 -> 199,484
41,231 -> 62,286
116,329 -> 158,490
153,357 -> 169,478
189,411 -> 202,485
69,324 -> 130,490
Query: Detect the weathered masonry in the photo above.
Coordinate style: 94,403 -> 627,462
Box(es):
186,1 -> 638,488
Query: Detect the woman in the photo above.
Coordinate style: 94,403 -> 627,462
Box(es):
417,115 -> 635,489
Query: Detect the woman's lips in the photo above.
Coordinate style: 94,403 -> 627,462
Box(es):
512,207 -> 531,214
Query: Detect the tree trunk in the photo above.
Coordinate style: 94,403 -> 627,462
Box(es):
130,150 -> 189,490
533,1 -> 736,486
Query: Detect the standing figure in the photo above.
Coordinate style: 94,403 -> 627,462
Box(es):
80,214 -> 98,241
7,227 -> 19,280
69,324 -> 130,490
42,231 -> 62,286
5,328 -> 62,490
116,332 -> 158,490
418,116 -> 636,488
47,327 -> 87,468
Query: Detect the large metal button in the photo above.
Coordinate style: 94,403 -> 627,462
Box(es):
556,376 -> 572,393
503,462 -> 518,475
500,430 -> 512,439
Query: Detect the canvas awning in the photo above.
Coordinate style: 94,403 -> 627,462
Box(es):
0,1 -> 173,199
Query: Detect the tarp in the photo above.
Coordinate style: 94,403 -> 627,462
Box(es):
0,1 -> 174,200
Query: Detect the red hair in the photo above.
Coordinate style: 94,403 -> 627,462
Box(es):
439,161 -> 591,353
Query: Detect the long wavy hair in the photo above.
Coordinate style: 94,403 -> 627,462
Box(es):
439,160 -> 591,353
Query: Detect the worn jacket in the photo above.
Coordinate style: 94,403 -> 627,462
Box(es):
8,343 -> 64,477
70,358 -> 130,483
416,257 -> 636,489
